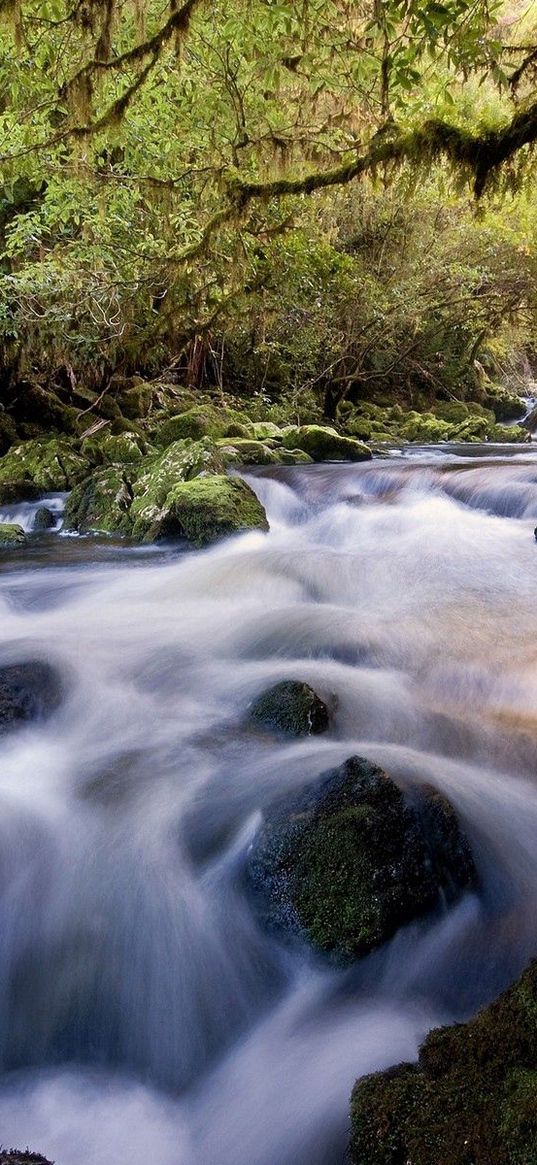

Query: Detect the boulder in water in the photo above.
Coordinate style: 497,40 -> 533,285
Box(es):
248,680 -> 330,737
64,466 -> 133,535
140,475 -> 269,546
32,506 -> 56,531
282,425 -> 371,462
350,956 -> 537,1165
0,523 -> 26,547
0,661 -> 63,735
247,756 -> 477,962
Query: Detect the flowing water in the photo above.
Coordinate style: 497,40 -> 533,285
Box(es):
1,447 -> 537,1162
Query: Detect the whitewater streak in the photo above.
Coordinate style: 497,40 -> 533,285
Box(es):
0,448 -> 537,1162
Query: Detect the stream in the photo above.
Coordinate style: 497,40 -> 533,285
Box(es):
1,446 -> 537,1163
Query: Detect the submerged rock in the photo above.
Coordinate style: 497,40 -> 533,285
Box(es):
247,757 -> 477,962
248,680 -> 330,737
0,522 -> 26,546
282,425 -> 371,462
142,475 -> 269,546
350,956 -> 537,1165
0,661 -> 63,735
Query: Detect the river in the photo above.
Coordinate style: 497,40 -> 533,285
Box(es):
0,445 -> 537,1163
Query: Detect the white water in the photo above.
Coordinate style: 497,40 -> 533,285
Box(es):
1,448 -> 537,1161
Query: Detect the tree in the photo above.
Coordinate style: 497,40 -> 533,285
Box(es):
0,0 -> 536,385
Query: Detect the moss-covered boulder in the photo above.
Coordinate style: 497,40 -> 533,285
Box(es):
32,506 -> 56,531
0,522 -> 26,546
350,957 -> 537,1165
129,439 -> 225,537
216,439 -> 281,467
250,421 -> 284,441
139,474 -> 269,546
0,437 -> 89,492
63,466 -> 133,535
282,425 -> 371,462
0,660 -> 62,735
81,429 -> 148,467
248,680 -> 330,737
247,757 -> 477,962
154,405 -> 227,446
484,385 -> 526,422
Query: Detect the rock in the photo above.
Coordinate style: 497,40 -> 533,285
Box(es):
0,1153 -> 53,1164
0,481 -> 41,504
32,506 -> 56,531
141,475 -> 269,546
217,439 -> 281,466
81,430 -> 148,467
248,680 -> 330,737
247,757 -> 477,962
129,439 -> 225,538
154,406 -> 226,445
249,422 -> 284,441
0,438 -> 89,492
0,523 -> 26,547
0,661 -> 63,735
350,957 -> 537,1165
63,466 -> 133,535
282,425 -> 371,462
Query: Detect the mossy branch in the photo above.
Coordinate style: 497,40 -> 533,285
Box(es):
64,0 -> 201,99
229,103 -> 537,204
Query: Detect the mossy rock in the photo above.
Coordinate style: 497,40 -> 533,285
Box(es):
0,437 -> 89,492
282,426 -> 371,462
0,522 -> 26,547
0,411 -> 18,455
81,430 -> 148,467
249,422 -> 284,441
129,439 -> 225,537
154,406 -> 227,446
247,757 -> 477,963
277,448 -> 314,465
483,386 -> 526,422
141,475 -> 269,546
32,506 -> 56,531
350,957 -> 537,1165
248,680 -> 330,737
490,423 -> 530,444
222,422 -> 252,439
64,466 -> 134,535
216,439 -> 281,466
432,401 -> 471,424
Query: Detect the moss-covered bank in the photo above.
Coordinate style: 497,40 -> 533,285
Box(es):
350,957 -> 537,1165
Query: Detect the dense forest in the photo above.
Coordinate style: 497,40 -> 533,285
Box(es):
1,0 -> 537,440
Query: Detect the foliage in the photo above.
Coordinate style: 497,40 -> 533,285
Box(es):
0,1 -> 536,410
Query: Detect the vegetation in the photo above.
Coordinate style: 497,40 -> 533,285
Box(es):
0,0 -> 536,433
351,956 -> 537,1165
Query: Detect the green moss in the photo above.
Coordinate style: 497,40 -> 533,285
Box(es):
350,958 -> 537,1165
248,757 -> 476,963
0,438 -> 90,491
0,523 -> 26,547
154,406 -> 227,446
216,439 -> 281,466
249,421 -> 284,441
63,466 -> 133,535
282,425 -> 371,461
129,438 -> 225,537
248,680 -> 329,737
81,430 -> 148,467
143,474 -> 269,546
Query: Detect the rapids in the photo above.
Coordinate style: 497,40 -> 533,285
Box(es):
1,447 -> 537,1162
